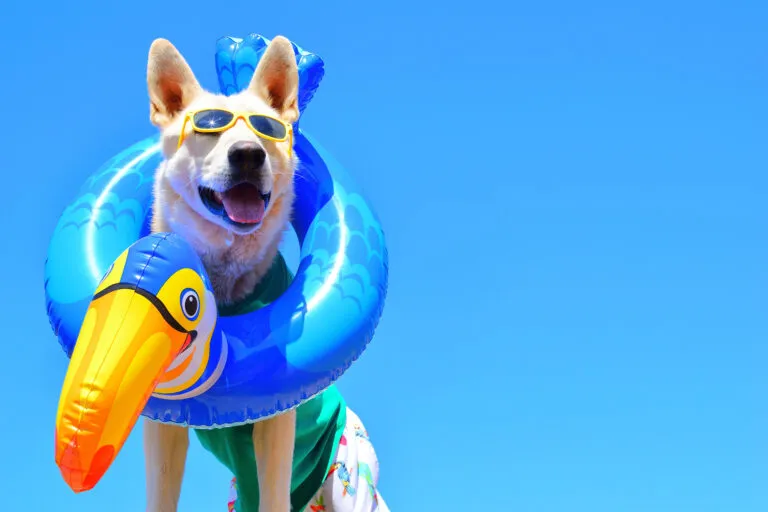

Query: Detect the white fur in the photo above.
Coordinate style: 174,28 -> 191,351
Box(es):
145,35 -> 300,512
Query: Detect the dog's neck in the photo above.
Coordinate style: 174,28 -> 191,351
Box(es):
200,238 -> 281,305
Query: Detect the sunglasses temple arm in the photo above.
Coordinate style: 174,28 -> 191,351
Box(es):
177,116 -> 189,150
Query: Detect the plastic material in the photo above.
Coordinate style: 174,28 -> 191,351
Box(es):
45,34 -> 388,492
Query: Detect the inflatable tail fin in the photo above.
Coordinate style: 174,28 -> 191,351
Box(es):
215,33 -> 325,122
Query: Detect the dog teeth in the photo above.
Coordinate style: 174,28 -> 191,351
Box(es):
213,191 -> 223,202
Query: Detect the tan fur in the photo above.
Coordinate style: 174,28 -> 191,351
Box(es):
144,36 -> 300,512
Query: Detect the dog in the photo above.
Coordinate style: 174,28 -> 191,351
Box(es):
144,36 -> 388,512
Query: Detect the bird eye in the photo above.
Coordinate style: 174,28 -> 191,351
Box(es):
180,288 -> 200,321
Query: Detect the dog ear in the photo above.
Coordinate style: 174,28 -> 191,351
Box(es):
147,39 -> 202,128
247,36 -> 299,124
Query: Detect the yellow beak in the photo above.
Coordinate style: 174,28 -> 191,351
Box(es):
54,287 -> 192,492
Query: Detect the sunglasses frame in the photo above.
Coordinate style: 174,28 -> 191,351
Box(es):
177,109 -> 294,157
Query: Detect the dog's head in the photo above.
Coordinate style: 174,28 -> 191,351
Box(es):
147,36 -> 299,251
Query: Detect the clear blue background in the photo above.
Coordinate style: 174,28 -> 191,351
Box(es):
0,1 -> 766,510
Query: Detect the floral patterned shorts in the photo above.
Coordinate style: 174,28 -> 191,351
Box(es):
227,407 -> 389,511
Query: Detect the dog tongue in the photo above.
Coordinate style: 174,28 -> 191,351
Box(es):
221,183 -> 265,224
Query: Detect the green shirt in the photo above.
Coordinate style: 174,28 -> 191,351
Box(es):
194,253 -> 347,512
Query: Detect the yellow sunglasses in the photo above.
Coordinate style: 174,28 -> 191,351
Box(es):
177,109 -> 293,156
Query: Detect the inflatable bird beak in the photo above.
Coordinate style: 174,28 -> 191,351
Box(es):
54,249 -> 205,492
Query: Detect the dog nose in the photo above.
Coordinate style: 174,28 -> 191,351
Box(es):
228,141 -> 266,173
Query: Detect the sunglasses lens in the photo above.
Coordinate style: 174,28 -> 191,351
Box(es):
192,110 -> 234,130
249,115 -> 287,139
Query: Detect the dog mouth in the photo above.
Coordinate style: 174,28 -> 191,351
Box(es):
198,183 -> 271,229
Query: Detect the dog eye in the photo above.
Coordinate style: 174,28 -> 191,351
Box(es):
180,289 -> 200,321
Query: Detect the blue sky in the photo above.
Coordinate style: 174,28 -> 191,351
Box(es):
1,1 -> 766,510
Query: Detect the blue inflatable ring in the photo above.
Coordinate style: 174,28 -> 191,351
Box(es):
44,34 -> 388,428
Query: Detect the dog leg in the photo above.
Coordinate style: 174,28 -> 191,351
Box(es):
252,409 -> 297,512
144,418 -> 190,512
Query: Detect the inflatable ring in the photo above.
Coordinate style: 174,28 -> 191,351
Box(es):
44,34 -> 388,432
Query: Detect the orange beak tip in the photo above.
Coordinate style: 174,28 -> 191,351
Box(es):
56,442 -> 116,493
